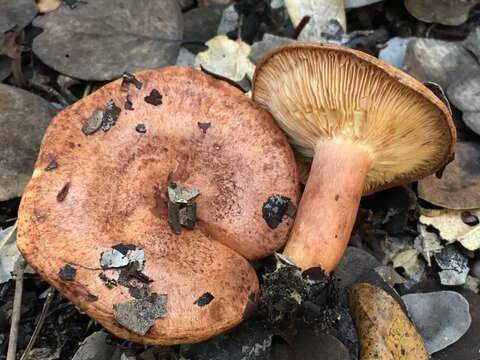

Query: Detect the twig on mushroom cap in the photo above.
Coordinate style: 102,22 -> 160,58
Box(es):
252,42 -> 456,272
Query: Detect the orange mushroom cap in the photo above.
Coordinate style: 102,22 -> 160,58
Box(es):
17,66 -> 298,344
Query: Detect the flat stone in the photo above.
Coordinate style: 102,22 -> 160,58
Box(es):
334,246 -> 380,290
0,84 -> 56,201
402,291 -> 471,354
32,0 -> 183,81
464,27 -> 480,60
462,112 -> 480,136
176,47 -> 195,67
447,73 -> 480,112
378,37 -> 413,69
217,4 -> 238,35
0,0 -> 38,36
418,142 -> 480,210
404,38 -> 478,89
249,33 -> 296,65
183,4 -> 227,54
284,0 -> 346,42
180,318 -> 273,360
72,331 -> 122,360
404,0 -> 478,26
0,56 -> 11,82
434,245 -> 469,286
343,0 -> 383,9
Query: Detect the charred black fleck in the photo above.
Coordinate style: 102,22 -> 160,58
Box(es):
136,124 -> 147,133
82,110 -> 103,135
125,95 -> 134,110
45,159 -> 58,171
86,294 -> 98,302
112,243 -> 136,256
194,292 -> 214,307
121,72 -> 143,91
144,89 -> 163,105
167,184 -> 200,234
99,273 -> 117,289
101,100 -> 121,132
262,194 -> 296,229
197,122 -> 211,134
59,264 -> 76,281
56,182 -> 70,202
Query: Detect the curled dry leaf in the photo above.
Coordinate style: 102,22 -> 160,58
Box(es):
419,208 -> 480,251
194,35 -> 255,82
349,282 -> 429,360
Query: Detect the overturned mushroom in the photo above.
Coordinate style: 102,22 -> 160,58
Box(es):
252,43 -> 455,272
17,66 -> 298,344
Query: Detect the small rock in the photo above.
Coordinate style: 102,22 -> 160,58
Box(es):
334,246 -> 380,290
464,27 -> 480,60
72,331 -> 122,360
374,265 -> 405,287
462,112 -> 480,137
32,0 -> 183,81
447,73 -> 480,112
403,38 -> 478,89
175,47 -> 195,67
0,84 -> 56,201
249,33 -> 296,64
402,291 -> 471,354
404,0 -> 479,26
0,56 -> 11,82
335,307 -> 359,359
272,329 -> 351,359
180,318 -> 273,360
434,245 -> 469,286
183,5 -> 227,54
343,0 -> 383,9
378,37 -> 413,69
418,142 -> 480,210
284,0 -> 346,41
472,260 -> 480,278
217,4 -> 238,35
0,0 -> 38,35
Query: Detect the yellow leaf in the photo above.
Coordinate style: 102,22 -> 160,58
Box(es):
349,283 -> 428,360
36,0 -> 61,13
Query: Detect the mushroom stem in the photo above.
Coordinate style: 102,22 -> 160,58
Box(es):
283,140 -> 372,272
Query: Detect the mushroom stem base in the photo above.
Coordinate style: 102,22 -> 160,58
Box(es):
283,140 -> 371,272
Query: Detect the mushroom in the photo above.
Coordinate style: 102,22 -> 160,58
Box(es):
17,66 -> 298,344
252,42 -> 455,272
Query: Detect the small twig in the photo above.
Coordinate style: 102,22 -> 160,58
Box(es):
0,221 -> 17,252
6,257 -> 27,360
82,82 -> 92,97
19,287 -> 56,360
28,80 -> 71,107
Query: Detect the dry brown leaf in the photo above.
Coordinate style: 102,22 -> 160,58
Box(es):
36,0 -> 61,13
349,283 -> 429,360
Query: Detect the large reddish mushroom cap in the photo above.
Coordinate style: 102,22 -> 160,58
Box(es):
17,66 -> 298,344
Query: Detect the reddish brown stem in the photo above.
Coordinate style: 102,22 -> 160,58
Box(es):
283,140 -> 371,272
